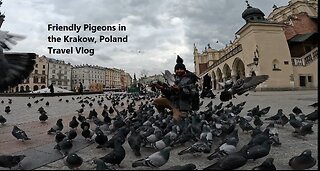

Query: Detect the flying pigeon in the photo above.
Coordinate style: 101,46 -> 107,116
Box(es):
0,30 -> 36,92
219,75 -> 269,101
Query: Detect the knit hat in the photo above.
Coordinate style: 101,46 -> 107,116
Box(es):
174,55 -> 186,71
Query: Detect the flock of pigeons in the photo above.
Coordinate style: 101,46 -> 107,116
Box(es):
0,92 -> 318,170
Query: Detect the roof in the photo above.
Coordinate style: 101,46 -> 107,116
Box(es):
288,32 -> 318,43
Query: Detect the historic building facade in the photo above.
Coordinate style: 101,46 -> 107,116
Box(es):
71,64 -> 106,91
14,55 -> 48,92
194,0 -> 317,91
47,58 -> 72,90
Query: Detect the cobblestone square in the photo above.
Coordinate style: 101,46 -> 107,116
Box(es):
0,90 -> 318,170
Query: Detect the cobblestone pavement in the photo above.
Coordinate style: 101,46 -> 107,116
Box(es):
0,90 -> 318,170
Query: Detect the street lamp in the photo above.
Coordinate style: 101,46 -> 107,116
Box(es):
253,51 -> 259,66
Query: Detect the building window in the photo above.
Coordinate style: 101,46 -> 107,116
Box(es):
33,76 -> 38,83
58,81 -> 62,85
43,65 -> 46,69
308,76 -> 312,82
52,75 -> 55,79
299,76 -> 306,87
272,59 -> 281,71
35,64 -> 38,68
35,70 -> 38,74
52,70 -> 55,73
41,77 -> 46,83
42,70 -> 45,75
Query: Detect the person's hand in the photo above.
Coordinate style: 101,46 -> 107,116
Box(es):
171,84 -> 180,92
155,83 -> 163,90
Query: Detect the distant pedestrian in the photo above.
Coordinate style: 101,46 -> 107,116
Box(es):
79,82 -> 83,94
48,83 -> 54,94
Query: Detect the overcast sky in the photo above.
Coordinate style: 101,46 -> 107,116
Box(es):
1,0 -> 289,78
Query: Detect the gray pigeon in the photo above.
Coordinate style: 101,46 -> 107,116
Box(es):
0,154 -> 26,169
54,137 -> 73,156
178,137 -> 211,155
289,149 -> 316,170
93,158 -> 115,170
12,126 -> 31,141
132,147 -> 172,168
0,30 -> 36,92
48,118 -> 64,134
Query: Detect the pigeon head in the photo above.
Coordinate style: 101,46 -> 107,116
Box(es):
16,155 -> 26,161
302,149 -> 312,156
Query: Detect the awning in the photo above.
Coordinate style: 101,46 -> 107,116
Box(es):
288,32 -> 318,43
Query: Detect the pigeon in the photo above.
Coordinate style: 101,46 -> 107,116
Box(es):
12,125 -> 31,141
246,140 -> 273,160
76,108 -> 84,114
94,128 -> 108,148
128,127 -> 143,156
132,147 -> 172,168
166,163 -> 197,170
252,157 -> 276,170
305,109 -> 318,122
64,153 -> 83,170
93,158 -> 115,170
289,149 -> 316,170
45,101 -> 49,106
265,109 -> 283,121
274,114 -> 289,127
65,129 -> 77,141
253,115 -> 264,129
80,121 -> 90,130
0,115 -> 6,124
219,75 -> 269,101
5,106 -> 10,114
48,118 -> 63,134
81,125 -> 95,140
99,140 -> 126,167
27,102 -> 31,108
54,137 -> 73,156
308,102 -> 318,108
77,114 -> 86,123
0,154 -> 26,170
178,136 -> 211,155
203,145 -> 248,170
39,113 -> 48,122
0,30 -> 36,92
55,131 -> 67,143
207,137 -> 238,160
69,116 -> 79,130
292,106 -> 303,115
